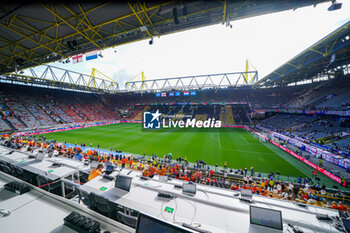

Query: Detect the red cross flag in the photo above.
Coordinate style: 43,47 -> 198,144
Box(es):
72,54 -> 83,64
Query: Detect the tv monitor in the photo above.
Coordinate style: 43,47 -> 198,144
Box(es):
241,189 -> 252,198
90,161 -> 99,169
342,218 -> 350,232
250,206 -> 283,230
115,175 -> 133,192
106,165 -> 114,174
35,153 -> 45,162
182,183 -> 196,195
159,176 -> 168,182
136,212 -> 192,233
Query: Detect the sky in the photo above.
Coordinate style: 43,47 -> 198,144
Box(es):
25,1 -> 350,89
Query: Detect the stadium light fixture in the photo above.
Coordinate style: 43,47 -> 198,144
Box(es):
328,1 -> 342,11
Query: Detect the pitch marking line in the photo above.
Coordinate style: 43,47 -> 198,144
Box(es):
239,134 -> 249,144
217,131 -> 222,150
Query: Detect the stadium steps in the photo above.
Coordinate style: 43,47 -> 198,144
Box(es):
14,115 -> 28,128
3,103 -> 27,128
22,104 -> 40,124
194,114 -> 207,121
38,104 -> 58,123
44,104 -> 67,124
223,105 -> 235,125
56,105 -> 74,123
286,82 -> 327,107
2,118 -> 15,130
243,105 -> 252,124
133,106 -> 149,121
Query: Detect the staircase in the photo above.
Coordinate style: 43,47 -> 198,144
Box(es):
38,104 -> 58,123
243,105 -> 252,124
223,105 -> 235,125
14,115 -> 28,128
133,106 -> 149,121
2,118 -> 15,131
194,114 -> 208,121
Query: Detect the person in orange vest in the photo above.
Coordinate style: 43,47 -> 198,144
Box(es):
121,157 -> 126,168
88,163 -> 104,181
128,157 -> 133,169
148,165 -> 156,178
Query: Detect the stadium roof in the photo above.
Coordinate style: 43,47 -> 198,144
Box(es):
258,19 -> 350,87
0,0 -> 331,75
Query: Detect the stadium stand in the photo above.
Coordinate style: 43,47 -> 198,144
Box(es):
1,134 -> 349,212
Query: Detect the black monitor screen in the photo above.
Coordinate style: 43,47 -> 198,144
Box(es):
115,175 -> 132,192
182,183 -> 196,195
106,165 -> 114,172
136,212 -> 192,233
250,206 -> 283,230
342,219 -> 350,232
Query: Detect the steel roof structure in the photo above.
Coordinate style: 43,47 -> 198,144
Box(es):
0,0 -> 330,77
258,20 -> 350,87
125,71 -> 258,92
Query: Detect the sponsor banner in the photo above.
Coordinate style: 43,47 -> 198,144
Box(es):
135,101 -> 249,106
253,108 -> 350,117
13,120 -> 120,136
270,140 -> 342,184
271,131 -> 350,169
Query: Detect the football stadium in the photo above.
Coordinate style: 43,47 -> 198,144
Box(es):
0,1 -> 350,233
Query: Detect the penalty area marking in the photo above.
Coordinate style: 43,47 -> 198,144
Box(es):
239,134 -> 249,144
217,131 -> 222,150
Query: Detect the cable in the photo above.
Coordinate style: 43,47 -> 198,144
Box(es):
182,198 -> 197,225
3,194 -> 45,217
0,209 -> 10,217
289,220 -> 318,233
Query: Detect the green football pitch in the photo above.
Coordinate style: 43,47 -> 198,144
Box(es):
41,123 -> 314,178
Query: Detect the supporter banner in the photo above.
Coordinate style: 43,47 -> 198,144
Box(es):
270,140 -> 342,184
72,54 -> 83,64
86,50 -> 98,61
271,131 -> 350,169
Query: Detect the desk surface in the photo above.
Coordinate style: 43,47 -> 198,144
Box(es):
0,172 -> 133,233
79,170 -> 339,233
19,160 -> 79,180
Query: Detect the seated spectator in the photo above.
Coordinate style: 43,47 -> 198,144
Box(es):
105,156 -> 113,167
74,151 -> 83,161
338,201 -> 348,211
331,201 -> 339,210
148,165 -> 156,178
88,163 -> 104,181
